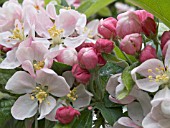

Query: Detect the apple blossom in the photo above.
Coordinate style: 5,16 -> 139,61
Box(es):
120,33 -> 142,55
161,30 -> 170,50
5,68 -> 70,120
116,11 -> 142,38
98,17 -> 117,39
139,45 -> 157,62
78,47 -> 98,70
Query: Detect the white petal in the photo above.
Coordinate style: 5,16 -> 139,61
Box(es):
151,87 -> 170,107
73,84 -> 93,108
22,60 -> 35,77
118,117 -> 141,128
165,43 -> 170,68
0,48 -> 20,69
36,68 -> 70,97
46,3 -> 57,20
86,19 -> 99,37
109,95 -> 135,104
5,71 -> 36,94
11,94 -> 38,120
127,102 -> 144,126
106,74 -> 121,97
38,96 -> 56,120
64,35 -> 86,48
142,113 -> 160,128
62,71 -> 75,88
134,78 -> 160,92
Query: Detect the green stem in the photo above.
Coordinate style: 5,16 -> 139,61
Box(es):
35,114 -> 38,128
122,51 -> 133,65
152,37 -> 160,53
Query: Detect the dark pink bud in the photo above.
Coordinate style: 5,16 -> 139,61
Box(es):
141,17 -> 157,37
72,64 -> 91,84
116,11 -> 142,38
162,40 -> 170,57
161,31 -> 170,50
97,53 -> 106,66
139,45 -> 157,62
98,17 -> 117,39
95,38 -> 114,53
135,10 -> 154,22
55,106 -> 80,124
76,42 -> 94,52
120,33 -> 142,55
78,47 -> 98,70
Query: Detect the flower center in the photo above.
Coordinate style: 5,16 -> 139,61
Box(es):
83,27 -> 93,38
67,88 -> 78,101
30,86 -> 48,104
33,61 -> 45,70
48,25 -> 64,39
9,25 -> 24,41
147,67 -> 169,83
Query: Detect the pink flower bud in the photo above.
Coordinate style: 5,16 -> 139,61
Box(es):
120,33 -> 142,55
135,10 -> 154,22
98,17 -> 117,39
78,47 -> 98,70
116,11 -> 142,38
55,106 -> 80,124
97,53 -> 106,66
139,45 -> 157,62
72,64 -> 91,84
162,40 -> 170,57
56,48 -> 78,66
161,31 -> 170,49
95,38 -> 114,53
141,17 -> 157,37
76,42 -> 94,52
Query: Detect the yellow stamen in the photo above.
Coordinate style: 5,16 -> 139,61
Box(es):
33,61 -> 45,70
48,25 -> 64,38
148,69 -> 152,72
67,88 -> 78,101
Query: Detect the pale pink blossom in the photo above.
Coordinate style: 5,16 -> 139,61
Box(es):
5,68 -> 70,120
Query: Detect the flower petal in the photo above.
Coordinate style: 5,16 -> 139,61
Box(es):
62,71 -> 75,88
36,68 -> 70,97
109,95 -> 135,105
165,43 -> 170,68
22,60 -> 35,77
73,84 -> 93,108
11,94 -> 38,120
0,48 -> 20,69
38,96 -> 56,120
117,117 -> 141,128
5,71 -> 36,94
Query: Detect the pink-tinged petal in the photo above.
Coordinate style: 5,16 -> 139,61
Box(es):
131,59 -> 164,78
38,96 -> 56,120
86,20 -> 99,37
45,99 -> 64,121
0,31 -> 19,48
33,37 -> 51,48
11,94 -> 38,120
23,5 -> 37,36
159,119 -> 170,128
64,35 -> 86,48
106,74 -> 121,97
58,9 -> 79,36
62,71 -> 75,88
35,11 -> 53,38
46,3 -> 57,20
16,47 -> 34,63
113,122 -> 127,128
115,84 -> 125,97
151,87 -> 170,107
151,104 -> 165,121
142,113 -> 160,128
0,48 -> 20,69
22,60 -> 35,77
134,78 -> 160,92
76,14 -> 86,29
73,84 -> 93,108
5,71 -> 36,94
165,43 -> 170,68
109,95 -> 135,104
117,117 -> 141,128
127,102 -> 144,125
36,68 -> 70,97
18,37 -> 32,48
131,87 -> 151,116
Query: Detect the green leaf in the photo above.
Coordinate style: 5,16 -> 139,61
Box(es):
94,103 -> 122,125
102,53 -> 128,68
72,110 -> 92,128
0,99 -> 15,127
0,69 -> 16,86
99,62 -> 124,86
44,0 -> 51,5
77,0 -> 116,18
51,61 -> 72,75
113,45 -> 127,61
97,7 -> 112,17
127,0 -> 170,28
53,122 -> 73,128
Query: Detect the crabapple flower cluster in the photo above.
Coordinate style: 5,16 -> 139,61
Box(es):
0,0 -> 170,128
